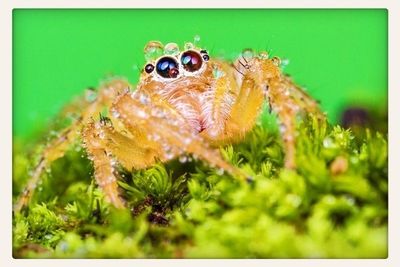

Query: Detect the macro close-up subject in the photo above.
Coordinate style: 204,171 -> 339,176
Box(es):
12,9 -> 388,259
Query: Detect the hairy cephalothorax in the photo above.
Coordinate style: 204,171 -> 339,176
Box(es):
14,41 -> 324,212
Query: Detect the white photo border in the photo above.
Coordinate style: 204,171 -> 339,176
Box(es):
1,1 -> 398,267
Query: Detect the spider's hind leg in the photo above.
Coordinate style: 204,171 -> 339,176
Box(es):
13,78 -> 132,213
13,122 -> 82,213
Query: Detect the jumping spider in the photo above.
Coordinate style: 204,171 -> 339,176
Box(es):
14,40 -> 324,212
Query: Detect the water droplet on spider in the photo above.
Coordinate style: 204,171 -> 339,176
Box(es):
272,56 -> 281,66
284,90 -> 290,96
259,51 -> 269,59
136,109 -> 148,119
193,35 -> 201,45
144,41 -> 164,61
111,159 -> 117,167
179,155 -> 188,163
152,134 -> 161,141
151,108 -> 165,118
165,153 -> 175,160
184,42 -> 195,50
139,93 -> 150,105
279,124 -> 287,134
180,137 -> 191,146
242,48 -> 254,62
281,58 -> 290,67
208,128 -> 219,137
111,109 -> 120,118
212,68 -> 225,78
85,89 -> 97,103
164,43 -> 180,56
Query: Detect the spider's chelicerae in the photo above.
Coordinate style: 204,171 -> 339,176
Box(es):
15,41 -> 324,211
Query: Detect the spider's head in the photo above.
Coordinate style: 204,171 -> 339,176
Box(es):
139,41 -> 211,85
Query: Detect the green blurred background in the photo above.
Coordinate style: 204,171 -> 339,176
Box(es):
13,9 -> 387,138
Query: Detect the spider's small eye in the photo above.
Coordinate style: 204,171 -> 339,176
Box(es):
181,51 -> 203,72
156,57 -> 180,79
200,50 -> 209,61
145,63 -> 155,74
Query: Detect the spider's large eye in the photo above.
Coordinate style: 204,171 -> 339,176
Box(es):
181,51 -> 203,72
156,57 -> 180,79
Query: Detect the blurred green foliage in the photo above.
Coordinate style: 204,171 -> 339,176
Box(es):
13,112 -> 387,258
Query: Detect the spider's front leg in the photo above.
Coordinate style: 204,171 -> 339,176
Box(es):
14,79 -> 131,213
228,53 -> 324,169
266,67 -> 324,169
200,61 -> 264,145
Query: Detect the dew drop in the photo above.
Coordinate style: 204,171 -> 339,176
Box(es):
144,41 -> 164,61
85,88 -> 97,103
152,134 -> 161,141
164,43 -> 180,56
184,42 -> 195,50
216,168 -> 224,175
136,109 -> 148,119
242,48 -> 254,62
279,124 -> 287,134
272,56 -> 281,66
183,137 -> 192,145
281,58 -> 290,67
193,35 -> 201,45
323,137 -> 334,148
208,128 -> 219,137
166,153 -> 175,160
179,155 -> 188,163
212,67 -> 225,78
139,93 -> 150,105
112,109 -> 120,118
151,108 -> 165,118
259,51 -> 269,59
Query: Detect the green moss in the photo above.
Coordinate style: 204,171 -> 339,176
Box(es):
12,113 -> 387,258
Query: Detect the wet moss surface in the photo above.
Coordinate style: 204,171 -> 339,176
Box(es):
12,114 -> 387,258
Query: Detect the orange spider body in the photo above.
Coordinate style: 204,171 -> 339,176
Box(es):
14,41 -> 323,212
